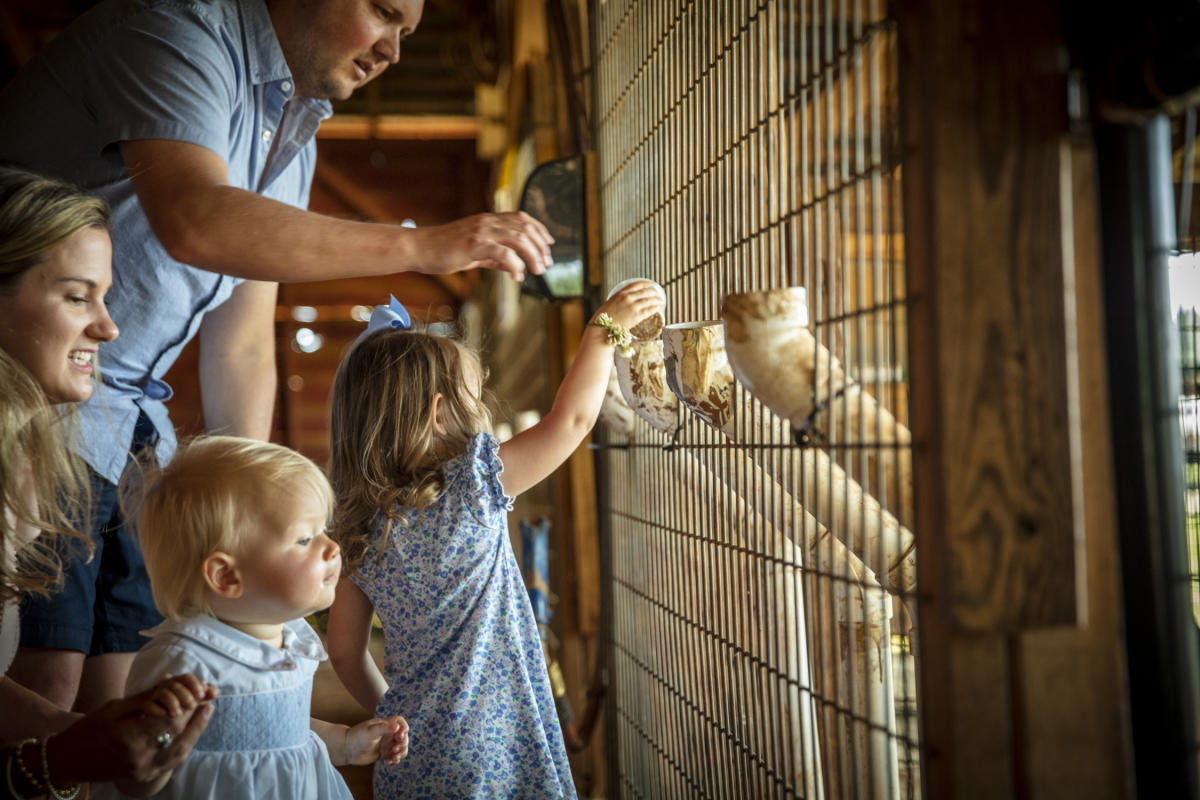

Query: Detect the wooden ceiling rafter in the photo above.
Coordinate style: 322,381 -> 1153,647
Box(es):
311,159 -> 475,302
317,114 -> 480,141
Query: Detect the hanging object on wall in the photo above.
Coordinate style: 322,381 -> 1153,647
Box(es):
598,362 -> 637,438
663,318 -> 916,593
662,321 -> 735,433
722,286 -> 914,523
614,338 -> 678,434
609,278 -> 675,433
517,155 -> 585,300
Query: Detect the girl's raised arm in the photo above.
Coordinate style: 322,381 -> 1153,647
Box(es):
499,281 -> 663,496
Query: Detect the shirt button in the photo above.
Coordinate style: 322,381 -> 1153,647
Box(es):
281,80 -> 292,92
261,129 -> 272,143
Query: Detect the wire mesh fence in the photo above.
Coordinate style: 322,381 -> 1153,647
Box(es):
1172,107 -> 1199,626
590,1 -> 918,797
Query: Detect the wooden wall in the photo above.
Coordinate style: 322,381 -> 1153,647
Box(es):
899,0 -> 1134,796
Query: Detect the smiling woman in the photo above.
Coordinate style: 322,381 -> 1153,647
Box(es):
0,227 -> 118,405
0,165 -> 112,606
0,165 -> 218,799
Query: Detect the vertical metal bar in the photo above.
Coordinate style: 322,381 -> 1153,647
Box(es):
1097,116 -> 1200,800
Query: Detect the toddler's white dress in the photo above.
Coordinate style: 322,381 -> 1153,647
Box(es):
95,616 -> 351,800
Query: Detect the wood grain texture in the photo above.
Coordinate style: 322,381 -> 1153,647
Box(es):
899,0 -> 1115,798
1013,140 -> 1134,800
901,0 -> 1078,634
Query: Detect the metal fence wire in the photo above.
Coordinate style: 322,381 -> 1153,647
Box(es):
590,1 -> 918,798
1175,107 -> 1200,632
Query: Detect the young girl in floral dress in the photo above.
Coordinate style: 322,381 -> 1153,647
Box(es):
326,283 -> 663,798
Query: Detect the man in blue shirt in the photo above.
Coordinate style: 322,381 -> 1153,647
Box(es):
0,0 -> 552,713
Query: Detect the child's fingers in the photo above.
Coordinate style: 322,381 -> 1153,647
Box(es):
171,674 -> 210,700
382,729 -> 409,763
151,689 -> 186,717
160,682 -> 201,714
141,701 -> 169,718
372,716 -> 409,764
395,726 -> 409,760
144,675 -> 215,719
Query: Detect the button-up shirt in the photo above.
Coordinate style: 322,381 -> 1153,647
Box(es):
0,0 -> 331,482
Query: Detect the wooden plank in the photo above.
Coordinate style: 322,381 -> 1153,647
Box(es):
310,160 -> 475,300
558,300 -> 601,635
899,0 -> 1078,634
316,114 -> 481,140
899,0 -> 1108,797
1013,140 -> 1134,800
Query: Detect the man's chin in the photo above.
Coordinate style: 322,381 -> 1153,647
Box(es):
306,76 -> 357,101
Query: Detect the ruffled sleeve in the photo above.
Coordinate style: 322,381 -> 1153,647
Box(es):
442,432 -> 515,515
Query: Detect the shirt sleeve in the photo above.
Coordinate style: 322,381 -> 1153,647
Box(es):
125,638 -> 213,696
81,4 -> 239,161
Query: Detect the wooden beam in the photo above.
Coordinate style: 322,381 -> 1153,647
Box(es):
311,160 -> 474,300
901,0 -> 1079,635
899,0 -> 1131,797
317,114 -> 481,141
559,301 -> 600,635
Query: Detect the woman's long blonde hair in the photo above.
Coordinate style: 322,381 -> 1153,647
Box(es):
0,165 -> 109,603
328,328 -> 492,571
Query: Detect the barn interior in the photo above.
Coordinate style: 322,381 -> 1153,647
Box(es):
3,1 -> 1200,798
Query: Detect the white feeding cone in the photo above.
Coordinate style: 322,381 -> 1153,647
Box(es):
615,338 -> 678,434
662,320 -> 916,592
598,362 -> 638,438
722,287 -> 914,526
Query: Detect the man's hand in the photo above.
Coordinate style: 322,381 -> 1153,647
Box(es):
405,211 -> 554,282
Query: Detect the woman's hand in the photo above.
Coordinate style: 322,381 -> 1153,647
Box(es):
343,715 -> 409,766
48,677 -> 217,787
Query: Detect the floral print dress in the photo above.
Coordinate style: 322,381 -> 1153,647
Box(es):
352,433 -> 576,799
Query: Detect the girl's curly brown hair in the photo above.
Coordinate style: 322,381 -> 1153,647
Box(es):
328,328 -> 492,571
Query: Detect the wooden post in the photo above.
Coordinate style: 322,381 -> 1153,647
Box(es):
900,0 -> 1133,797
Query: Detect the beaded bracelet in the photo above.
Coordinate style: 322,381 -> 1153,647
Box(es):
6,752 -> 31,800
40,736 -> 79,800
588,313 -> 634,357
11,740 -> 44,794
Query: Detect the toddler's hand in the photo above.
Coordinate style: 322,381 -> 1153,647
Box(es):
592,280 -> 664,335
345,716 -> 409,766
140,674 -> 217,718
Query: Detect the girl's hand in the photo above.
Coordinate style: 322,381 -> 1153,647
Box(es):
140,674 -> 217,718
344,716 -> 409,766
591,280 -> 664,335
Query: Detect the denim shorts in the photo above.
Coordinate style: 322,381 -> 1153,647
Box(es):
19,412 -> 164,655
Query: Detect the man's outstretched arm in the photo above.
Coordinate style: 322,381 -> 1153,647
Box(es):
122,139 -> 553,284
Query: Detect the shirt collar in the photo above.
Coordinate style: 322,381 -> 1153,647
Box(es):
240,0 -> 334,118
144,615 -> 328,670
241,0 -> 292,86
